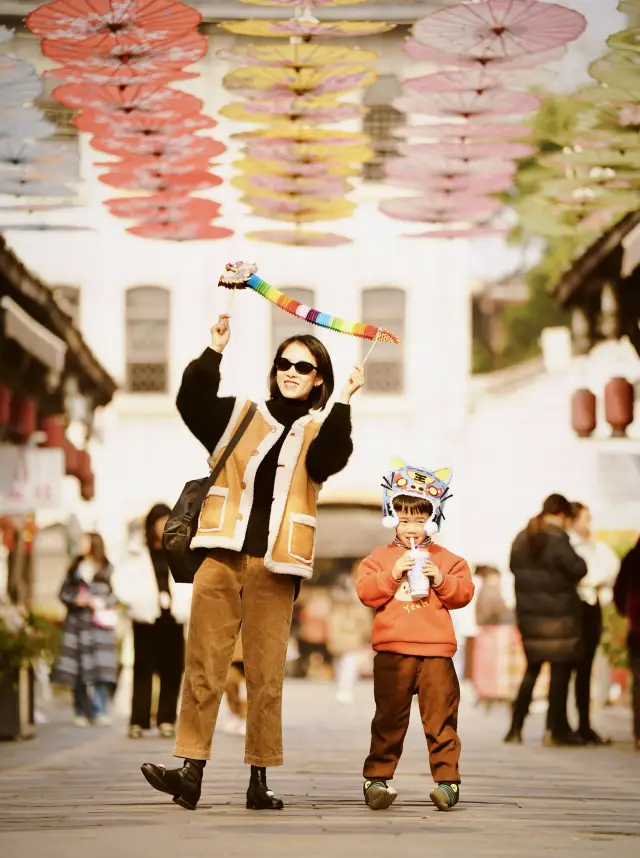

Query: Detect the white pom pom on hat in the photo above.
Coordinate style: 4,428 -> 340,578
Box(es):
382,515 -> 397,529
425,521 -> 439,536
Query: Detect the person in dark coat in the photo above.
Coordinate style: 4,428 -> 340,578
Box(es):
52,532 -> 118,726
504,494 -> 587,746
613,537 -> 640,751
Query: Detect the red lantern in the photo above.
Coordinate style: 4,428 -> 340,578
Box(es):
604,377 -> 634,437
571,389 -> 597,438
12,395 -> 36,440
40,414 -> 66,448
0,385 -> 11,426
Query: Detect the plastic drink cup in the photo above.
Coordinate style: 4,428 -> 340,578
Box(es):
408,537 -> 430,599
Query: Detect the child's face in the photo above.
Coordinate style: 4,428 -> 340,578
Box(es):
395,510 -> 428,547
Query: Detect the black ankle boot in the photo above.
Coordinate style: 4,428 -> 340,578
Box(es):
141,759 -> 204,811
246,766 -> 284,810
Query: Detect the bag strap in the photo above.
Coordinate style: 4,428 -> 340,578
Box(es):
192,401 -> 258,517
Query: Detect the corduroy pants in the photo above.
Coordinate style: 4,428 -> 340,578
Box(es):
173,550 -> 295,766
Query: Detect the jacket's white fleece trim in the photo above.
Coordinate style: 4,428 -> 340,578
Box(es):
267,559 -> 314,580
196,486 -> 228,534
287,513 -> 316,565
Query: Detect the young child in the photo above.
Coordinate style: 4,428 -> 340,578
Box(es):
356,464 -> 474,812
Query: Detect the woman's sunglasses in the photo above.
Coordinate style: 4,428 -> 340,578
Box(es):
274,357 -> 317,376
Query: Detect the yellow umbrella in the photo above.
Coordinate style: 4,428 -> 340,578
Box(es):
218,20 -> 395,39
248,208 -> 355,224
234,157 -> 361,177
241,126 -> 371,145
243,141 -> 374,163
217,44 -> 379,69
231,175 -> 354,196
242,195 -> 356,213
223,65 -> 376,97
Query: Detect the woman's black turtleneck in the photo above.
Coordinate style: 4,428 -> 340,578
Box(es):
176,347 -> 354,557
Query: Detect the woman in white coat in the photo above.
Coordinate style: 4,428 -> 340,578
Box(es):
113,504 -> 192,739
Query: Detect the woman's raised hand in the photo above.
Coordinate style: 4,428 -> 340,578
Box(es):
210,315 -> 231,353
340,365 -> 365,404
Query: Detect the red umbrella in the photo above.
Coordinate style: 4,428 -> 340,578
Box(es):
53,83 -> 204,119
127,221 -> 233,241
41,30 -> 207,70
26,0 -> 201,52
45,65 -> 197,86
395,122 -> 532,141
403,38 -> 567,69
90,135 -> 225,160
412,1 -> 587,59
399,140 -> 536,160
74,110 -> 216,136
98,166 -> 222,193
106,195 -> 222,222
395,90 -> 540,120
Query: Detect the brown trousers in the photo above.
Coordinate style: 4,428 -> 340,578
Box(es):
364,652 -> 461,784
173,550 -> 295,766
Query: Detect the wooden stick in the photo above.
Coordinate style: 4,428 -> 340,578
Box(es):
224,286 -> 237,317
361,335 -> 380,367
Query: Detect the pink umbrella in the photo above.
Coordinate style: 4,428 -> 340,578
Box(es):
246,229 -> 352,247
383,191 -> 503,212
412,1 -> 587,59
390,173 -> 514,194
403,226 -> 509,239
127,221 -> 233,241
235,174 -> 352,195
242,142 -> 369,162
403,38 -> 567,69
381,205 -> 499,225
403,67 -> 553,95
395,122 -> 533,140
399,140 -> 536,160
222,97 -> 364,124
395,90 -> 540,119
386,156 -> 516,181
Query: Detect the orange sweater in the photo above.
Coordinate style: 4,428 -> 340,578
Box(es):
356,543 -> 474,658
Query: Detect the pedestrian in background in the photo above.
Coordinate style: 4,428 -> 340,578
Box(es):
113,504 -> 191,739
327,563 -> 372,704
52,532 -> 118,726
613,537 -> 640,751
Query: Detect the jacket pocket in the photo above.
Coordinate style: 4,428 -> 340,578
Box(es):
198,486 -> 228,533
288,513 -> 316,565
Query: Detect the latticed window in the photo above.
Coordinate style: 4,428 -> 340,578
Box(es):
52,285 -> 80,325
35,80 -> 78,140
125,286 -> 170,393
271,287 -> 318,353
362,75 -> 404,183
361,288 -> 405,394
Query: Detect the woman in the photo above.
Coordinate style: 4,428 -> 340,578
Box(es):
52,533 -> 118,726
569,502 -> 619,745
113,504 -> 191,739
504,494 -> 587,746
141,313 -> 362,811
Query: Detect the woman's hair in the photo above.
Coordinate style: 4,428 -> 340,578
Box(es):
86,532 -> 109,568
144,503 -> 172,548
392,495 -> 434,519
525,493 -> 573,558
268,334 -> 335,411
570,501 -> 586,519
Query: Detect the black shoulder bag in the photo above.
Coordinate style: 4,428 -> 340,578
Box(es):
163,402 -> 258,584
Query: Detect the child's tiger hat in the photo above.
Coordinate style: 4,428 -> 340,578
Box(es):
381,459 -> 453,536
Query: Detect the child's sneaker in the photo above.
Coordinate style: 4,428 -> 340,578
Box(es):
429,782 -> 459,811
363,779 -> 398,810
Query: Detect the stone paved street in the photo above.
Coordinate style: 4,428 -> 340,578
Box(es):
1,681 -> 639,858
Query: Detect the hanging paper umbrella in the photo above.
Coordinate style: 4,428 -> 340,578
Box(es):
26,0 -> 202,51
223,66 -> 376,98
412,1 -> 586,60
99,166 -> 223,193
0,76 -> 43,108
403,38 -> 567,69
234,157 -> 360,178
127,221 -> 233,241
107,196 -> 222,223
541,148 -> 640,170
219,19 -> 394,39
243,141 -> 374,164
399,140 -> 535,160
0,110 -> 57,141
589,52 -> 640,88
403,67 -> 553,95
242,194 -> 356,215
380,195 -> 502,222
577,85 -> 640,106
90,135 -> 225,161
395,90 -> 541,120
45,64 -> 198,86
0,177 -> 75,197
0,202 -> 79,212
221,100 -> 364,125
242,127 -> 370,146
0,139 -> 78,172
0,56 -> 38,83
403,226 -> 509,239
246,229 -> 352,246
74,110 -> 216,136
0,25 -> 13,45
395,122 -> 532,141
53,83 -> 204,119
608,28 -> 640,54
40,30 -> 207,71
237,0 -> 372,6
387,155 -> 516,179
232,174 -> 352,196
218,44 -> 378,69
390,173 -> 515,195
0,223 -> 92,232
248,208 -> 355,225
